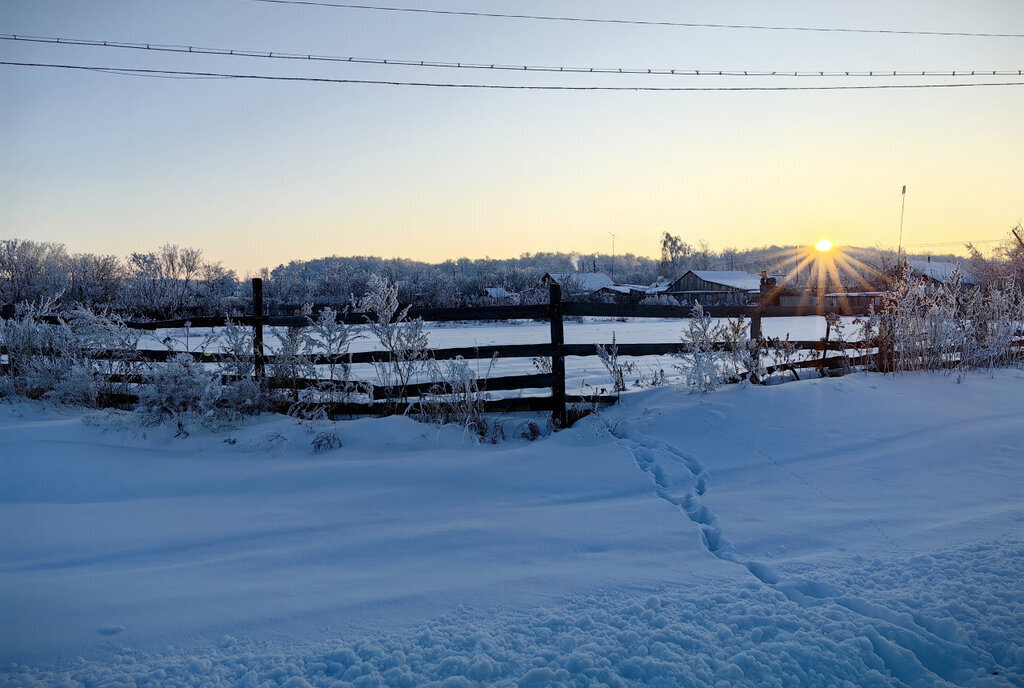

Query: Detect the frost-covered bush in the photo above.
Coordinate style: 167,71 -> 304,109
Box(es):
766,334 -> 800,383
358,274 -> 430,407
595,333 -> 626,393
820,312 -> 853,377
722,316 -> 766,384
875,264 -> 1023,376
64,308 -> 146,400
0,299 -> 105,405
305,306 -> 362,404
269,325 -> 314,404
415,356 -> 502,442
133,353 -> 222,430
674,302 -> 724,393
218,318 -> 263,415
639,294 -> 680,306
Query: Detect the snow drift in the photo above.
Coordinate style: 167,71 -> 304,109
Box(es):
1,370 -> 1023,687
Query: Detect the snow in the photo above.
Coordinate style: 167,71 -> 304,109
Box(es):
142,316 -> 858,398
907,260 -> 978,285
686,271 -> 763,292
543,273 -> 615,294
2,369 -> 1023,686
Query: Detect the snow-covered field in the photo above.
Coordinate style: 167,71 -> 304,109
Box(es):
2,369 -> 1023,687
147,316 -> 861,395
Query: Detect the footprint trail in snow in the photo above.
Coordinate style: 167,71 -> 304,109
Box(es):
611,418 -> 1009,686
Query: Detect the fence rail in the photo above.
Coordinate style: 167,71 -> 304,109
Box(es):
4,279 -> 892,425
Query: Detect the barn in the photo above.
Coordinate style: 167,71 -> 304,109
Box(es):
668,270 -> 761,306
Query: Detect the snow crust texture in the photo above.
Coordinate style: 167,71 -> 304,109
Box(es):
2,370 -> 1023,687
4,539 -> 1022,687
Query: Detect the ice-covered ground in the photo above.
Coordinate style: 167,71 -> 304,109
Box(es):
2,369 -> 1023,687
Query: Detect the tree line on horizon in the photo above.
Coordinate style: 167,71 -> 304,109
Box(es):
1,230 -> 1021,319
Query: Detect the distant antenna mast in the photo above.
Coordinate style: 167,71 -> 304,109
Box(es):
897,185 -> 907,256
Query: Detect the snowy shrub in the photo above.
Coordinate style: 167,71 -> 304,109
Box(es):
875,264 -> 1023,376
0,298 -> 102,405
639,294 -> 680,306
415,356 -> 498,441
517,420 -> 543,441
134,353 -> 222,431
305,306 -> 362,404
767,334 -> 800,382
595,332 -> 626,393
64,307 -> 145,400
218,318 -> 263,415
629,363 -> 668,389
820,312 -> 853,377
674,301 -> 724,393
311,430 -> 343,454
269,325 -> 314,404
531,356 -> 553,375
358,274 -> 430,408
722,316 -> 766,384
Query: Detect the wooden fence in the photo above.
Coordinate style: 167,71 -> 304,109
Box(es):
2,279 -> 885,425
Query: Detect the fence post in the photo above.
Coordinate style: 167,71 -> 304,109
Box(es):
750,312 -> 762,340
548,282 -> 566,427
252,277 -> 265,382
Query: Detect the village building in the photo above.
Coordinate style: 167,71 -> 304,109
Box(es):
907,259 -> 978,287
538,272 -> 615,297
667,270 -> 762,306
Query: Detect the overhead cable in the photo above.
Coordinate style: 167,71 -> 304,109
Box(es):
4,60 -> 1024,91
236,0 -> 1024,38
3,34 -> 1021,78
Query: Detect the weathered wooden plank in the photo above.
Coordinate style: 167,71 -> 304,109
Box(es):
369,372 -> 557,400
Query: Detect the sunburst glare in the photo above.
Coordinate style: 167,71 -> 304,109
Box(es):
759,242 -> 890,311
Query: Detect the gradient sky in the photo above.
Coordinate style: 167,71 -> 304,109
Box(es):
2,1 -> 1022,274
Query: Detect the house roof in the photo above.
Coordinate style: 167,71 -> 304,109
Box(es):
645,281 -> 671,294
543,273 -> 615,293
484,287 -> 517,299
678,271 -> 762,292
907,260 -> 978,285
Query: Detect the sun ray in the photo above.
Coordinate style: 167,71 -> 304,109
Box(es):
815,256 -> 827,300
834,254 -> 884,292
825,260 -> 852,313
763,252 -> 815,304
766,249 -> 809,272
834,252 -> 890,284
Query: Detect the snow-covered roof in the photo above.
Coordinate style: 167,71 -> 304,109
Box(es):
544,273 -> 615,293
599,285 -> 636,294
484,287 -> 517,299
687,271 -> 762,292
645,281 -> 671,295
907,260 -> 978,285
598,283 -> 653,295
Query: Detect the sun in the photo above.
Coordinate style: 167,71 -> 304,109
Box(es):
759,239 -> 890,313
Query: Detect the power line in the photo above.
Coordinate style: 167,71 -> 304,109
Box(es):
4,34 -> 1021,79
236,0 -> 1024,38
5,60 -> 1024,91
